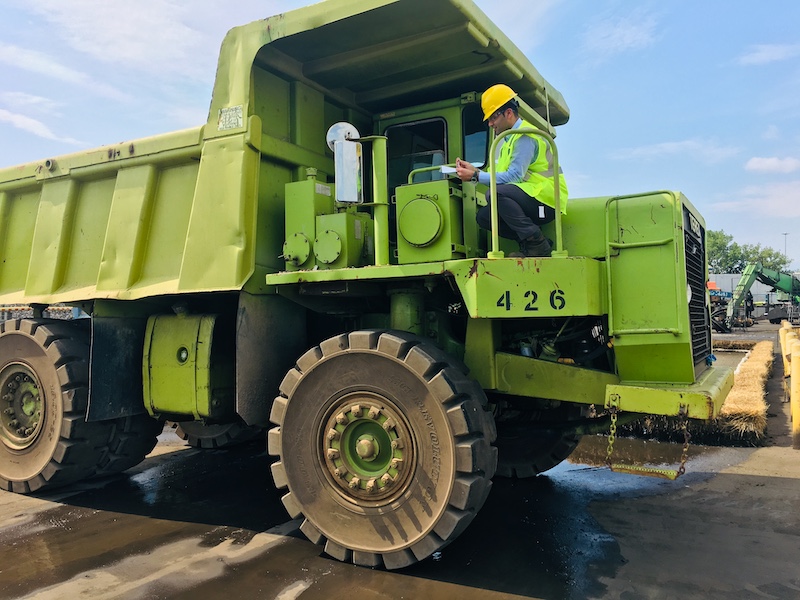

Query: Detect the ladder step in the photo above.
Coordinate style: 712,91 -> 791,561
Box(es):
610,463 -> 680,480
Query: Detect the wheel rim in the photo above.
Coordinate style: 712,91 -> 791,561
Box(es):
321,392 -> 414,504
0,363 -> 44,451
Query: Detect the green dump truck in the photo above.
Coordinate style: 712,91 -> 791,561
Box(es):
0,0 -> 732,569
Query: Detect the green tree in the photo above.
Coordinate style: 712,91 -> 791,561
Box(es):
707,229 -> 790,273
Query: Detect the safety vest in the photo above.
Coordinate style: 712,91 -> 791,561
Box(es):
496,119 -> 568,214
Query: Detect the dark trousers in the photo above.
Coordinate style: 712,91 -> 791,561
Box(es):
476,184 -> 555,242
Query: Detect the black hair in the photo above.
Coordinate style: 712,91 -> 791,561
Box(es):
499,98 -> 519,116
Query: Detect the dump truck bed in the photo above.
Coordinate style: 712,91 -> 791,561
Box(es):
0,0 -> 568,305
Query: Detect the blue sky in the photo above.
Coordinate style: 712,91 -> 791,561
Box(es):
2,1 -> 799,268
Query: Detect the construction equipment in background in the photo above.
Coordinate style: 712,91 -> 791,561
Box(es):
715,262 -> 800,332
0,0 -> 733,569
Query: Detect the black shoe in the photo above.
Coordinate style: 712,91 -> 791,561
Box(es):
520,235 -> 552,257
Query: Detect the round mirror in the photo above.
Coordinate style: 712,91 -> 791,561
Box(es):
326,122 -> 361,151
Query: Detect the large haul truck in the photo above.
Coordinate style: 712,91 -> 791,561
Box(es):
0,0 -> 732,569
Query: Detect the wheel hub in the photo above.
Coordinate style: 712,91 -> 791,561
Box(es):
322,394 -> 413,503
0,364 -> 43,451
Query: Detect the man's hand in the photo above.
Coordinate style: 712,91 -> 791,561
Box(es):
455,157 -> 477,183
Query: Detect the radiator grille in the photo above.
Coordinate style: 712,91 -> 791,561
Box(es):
683,207 -> 711,367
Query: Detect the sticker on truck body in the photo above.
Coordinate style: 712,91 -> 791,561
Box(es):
218,105 -> 244,131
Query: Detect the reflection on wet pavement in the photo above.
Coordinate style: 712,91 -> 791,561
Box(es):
0,429 -> 738,600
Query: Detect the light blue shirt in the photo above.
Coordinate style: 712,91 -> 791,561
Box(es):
477,118 -> 537,186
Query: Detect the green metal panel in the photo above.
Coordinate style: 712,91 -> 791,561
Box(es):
96,165 -> 158,291
606,364 -> 734,420
495,353 -> 620,403
605,192 -> 696,383
178,121 -> 261,292
447,257 -> 606,318
25,178 -> 79,296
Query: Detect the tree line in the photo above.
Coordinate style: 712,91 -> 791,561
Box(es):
707,230 -> 790,274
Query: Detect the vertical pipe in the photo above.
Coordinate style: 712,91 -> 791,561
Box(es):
370,136 -> 389,266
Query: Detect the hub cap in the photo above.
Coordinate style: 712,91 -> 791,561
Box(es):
322,393 -> 414,503
0,363 -> 44,451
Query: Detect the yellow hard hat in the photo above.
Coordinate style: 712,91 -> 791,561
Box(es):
481,84 -> 517,121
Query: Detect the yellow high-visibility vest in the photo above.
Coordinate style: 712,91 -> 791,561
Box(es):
497,120 -> 568,214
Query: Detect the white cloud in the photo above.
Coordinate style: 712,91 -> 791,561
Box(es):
712,181 -> 800,217
611,138 -> 741,164
0,43 -> 125,100
0,92 -> 62,115
0,109 -> 82,145
745,157 -> 800,174
19,1 -> 204,77
737,44 -> 800,66
581,9 -> 659,61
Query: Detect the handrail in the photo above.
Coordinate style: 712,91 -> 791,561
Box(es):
407,164 -> 455,185
487,127 -> 564,259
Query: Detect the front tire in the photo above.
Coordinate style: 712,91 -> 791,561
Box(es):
269,330 -> 496,569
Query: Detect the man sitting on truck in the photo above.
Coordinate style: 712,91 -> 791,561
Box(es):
455,84 -> 568,258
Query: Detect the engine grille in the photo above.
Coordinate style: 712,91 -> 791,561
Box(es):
683,206 -> 711,368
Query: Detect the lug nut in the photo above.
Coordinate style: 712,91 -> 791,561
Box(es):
350,404 -> 363,417
8,381 -> 17,391
391,458 -> 404,471
348,477 -> 360,490
16,428 -> 26,436
3,408 -> 14,416
327,429 -> 340,441
24,427 -> 33,436
334,468 -> 347,478
9,419 -> 19,429
366,478 -> 377,493
381,473 -> 393,487
368,407 -> 381,420
335,412 -> 348,425
391,438 -> 404,450
327,448 -> 340,460
382,418 -> 396,432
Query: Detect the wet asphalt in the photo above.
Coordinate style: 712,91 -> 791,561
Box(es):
0,322 -> 789,599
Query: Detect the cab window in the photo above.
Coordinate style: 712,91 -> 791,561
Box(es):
462,103 -> 487,169
385,118 -> 447,194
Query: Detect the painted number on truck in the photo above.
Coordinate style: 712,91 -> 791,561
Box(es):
497,289 -> 567,311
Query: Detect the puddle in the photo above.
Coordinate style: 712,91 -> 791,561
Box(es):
569,434 -> 715,468
712,349 -> 750,371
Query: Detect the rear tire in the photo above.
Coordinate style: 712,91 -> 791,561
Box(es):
173,419 -> 262,449
0,319 -> 107,493
94,414 -> 163,477
269,330 -> 497,569
494,405 -> 583,478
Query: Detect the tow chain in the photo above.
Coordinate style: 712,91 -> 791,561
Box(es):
605,401 -> 691,480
